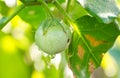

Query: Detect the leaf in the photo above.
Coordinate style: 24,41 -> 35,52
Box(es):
68,15 -> 120,77
67,1 -> 88,20
78,0 -> 120,24
20,0 -> 40,6
0,1 -> 10,16
18,5 -> 47,29
58,0 -> 65,3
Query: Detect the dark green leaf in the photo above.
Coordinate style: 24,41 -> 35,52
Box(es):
68,15 -> 120,77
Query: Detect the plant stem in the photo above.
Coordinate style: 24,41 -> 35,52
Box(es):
66,0 -> 71,12
53,0 -> 81,36
58,52 -> 67,78
66,0 -> 75,13
53,0 -> 100,65
38,0 -> 54,19
0,4 -> 25,30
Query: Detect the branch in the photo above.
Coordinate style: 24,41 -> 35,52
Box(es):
0,4 -> 25,30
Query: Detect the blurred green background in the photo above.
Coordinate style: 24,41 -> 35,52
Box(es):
0,0 -> 74,78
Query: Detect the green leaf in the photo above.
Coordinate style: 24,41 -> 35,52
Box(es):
20,0 -> 40,6
18,5 -> 47,29
78,0 -> 120,23
68,15 -> 120,77
58,0 -> 65,3
67,1 -> 88,20
0,1 -> 10,16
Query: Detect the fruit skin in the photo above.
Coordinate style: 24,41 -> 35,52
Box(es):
35,18 -> 71,54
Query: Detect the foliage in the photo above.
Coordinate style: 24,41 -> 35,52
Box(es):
0,0 -> 120,78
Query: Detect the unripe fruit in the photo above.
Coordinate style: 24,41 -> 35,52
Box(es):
35,18 -> 71,55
